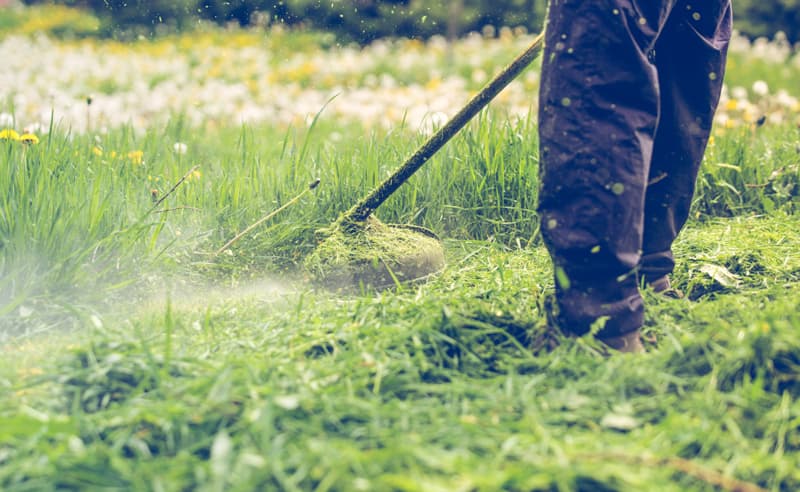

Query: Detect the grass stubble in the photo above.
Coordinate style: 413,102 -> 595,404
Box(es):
1,38 -> 799,492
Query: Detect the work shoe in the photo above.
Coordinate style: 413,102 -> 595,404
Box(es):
597,330 -> 645,353
647,275 -> 684,299
543,293 -> 645,353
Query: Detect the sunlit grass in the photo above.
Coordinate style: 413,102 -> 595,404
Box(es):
1,109 -> 798,332
1,113 -> 798,490
0,9 -> 799,490
2,213 -> 799,490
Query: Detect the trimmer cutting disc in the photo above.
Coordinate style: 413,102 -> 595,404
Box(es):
304,216 -> 445,291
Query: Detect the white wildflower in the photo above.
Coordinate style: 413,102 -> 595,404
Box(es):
0,112 -> 13,127
752,80 -> 769,97
775,90 -> 798,109
730,86 -> 748,100
24,122 -> 47,134
471,69 -> 487,84
767,112 -> 784,125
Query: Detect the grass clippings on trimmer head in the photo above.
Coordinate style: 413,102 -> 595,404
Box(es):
304,216 -> 446,291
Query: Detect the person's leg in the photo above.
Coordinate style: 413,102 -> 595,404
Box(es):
537,0 -> 676,340
640,1 -> 732,283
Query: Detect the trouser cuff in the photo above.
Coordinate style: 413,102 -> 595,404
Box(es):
553,277 -> 644,338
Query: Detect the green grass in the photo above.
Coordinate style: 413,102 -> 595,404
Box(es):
1,22 -> 800,491
1,214 -> 799,490
1,114 -> 796,335
1,114 -> 798,490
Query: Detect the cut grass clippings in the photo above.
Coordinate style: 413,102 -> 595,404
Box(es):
304,215 -> 446,290
2,213 -> 799,491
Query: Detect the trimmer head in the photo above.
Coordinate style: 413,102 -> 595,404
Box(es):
304,216 -> 445,291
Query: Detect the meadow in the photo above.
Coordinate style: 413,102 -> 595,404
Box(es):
1,5 -> 800,491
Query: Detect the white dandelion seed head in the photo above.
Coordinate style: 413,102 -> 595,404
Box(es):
0,112 -> 13,127
752,80 -> 769,97
730,86 -> 748,100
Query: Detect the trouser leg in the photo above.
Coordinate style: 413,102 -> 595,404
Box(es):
537,0 -> 675,337
640,1 -> 733,281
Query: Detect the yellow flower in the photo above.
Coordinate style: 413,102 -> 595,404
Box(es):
92,146 -> 103,156
425,77 -> 442,90
128,150 -> 144,165
189,168 -> 202,181
0,129 -> 21,141
19,133 -> 40,145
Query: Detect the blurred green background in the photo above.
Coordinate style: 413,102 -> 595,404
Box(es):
10,0 -> 800,44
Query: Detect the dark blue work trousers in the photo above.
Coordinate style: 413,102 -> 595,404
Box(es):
537,0 -> 732,337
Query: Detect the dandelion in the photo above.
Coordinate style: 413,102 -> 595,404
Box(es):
23,122 -> 46,135
173,142 -> 188,154
0,129 -> 21,141
128,150 -> 144,165
471,69 -> 487,84
775,90 -> 798,110
752,80 -> 769,97
19,133 -> 40,145
730,86 -> 748,100
92,146 -> 103,156
425,77 -> 442,90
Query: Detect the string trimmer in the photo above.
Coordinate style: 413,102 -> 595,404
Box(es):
305,32 -> 545,290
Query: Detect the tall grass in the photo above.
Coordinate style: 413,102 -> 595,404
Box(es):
1,132 -> 153,334
697,124 -> 800,216
2,110 -> 798,336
